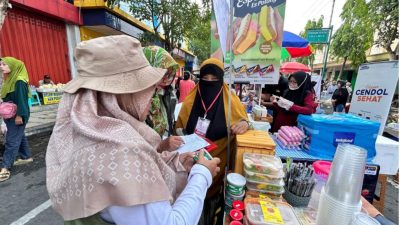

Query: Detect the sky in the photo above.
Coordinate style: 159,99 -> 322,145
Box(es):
283,0 -> 347,35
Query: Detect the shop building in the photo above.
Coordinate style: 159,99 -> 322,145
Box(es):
74,0 -> 195,76
0,0 -> 82,86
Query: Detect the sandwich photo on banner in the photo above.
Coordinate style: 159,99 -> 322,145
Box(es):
210,0 -> 286,85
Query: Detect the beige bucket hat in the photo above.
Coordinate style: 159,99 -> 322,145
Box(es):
63,35 -> 167,94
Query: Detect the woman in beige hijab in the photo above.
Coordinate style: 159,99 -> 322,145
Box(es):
46,35 -> 220,225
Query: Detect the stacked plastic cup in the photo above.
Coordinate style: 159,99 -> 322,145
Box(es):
316,144 -> 367,225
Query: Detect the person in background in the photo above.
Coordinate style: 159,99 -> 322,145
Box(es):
176,58 -> 249,225
261,74 -> 289,109
346,82 -> 353,102
0,57 -> 33,182
327,80 -> 337,94
178,71 -> 196,103
332,80 -> 349,112
38,74 -> 55,86
46,35 -> 221,225
270,71 -> 316,132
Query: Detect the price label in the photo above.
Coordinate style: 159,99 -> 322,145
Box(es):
259,200 -> 284,224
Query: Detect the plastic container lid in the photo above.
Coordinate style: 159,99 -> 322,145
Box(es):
227,173 -> 247,187
230,209 -> 244,221
312,161 -> 332,178
246,179 -> 285,193
245,198 -> 301,225
243,153 -> 283,175
246,186 -> 285,195
244,168 -> 285,179
230,221 -> 243,225
352,213 -> 380,225
232,200 -> 245,211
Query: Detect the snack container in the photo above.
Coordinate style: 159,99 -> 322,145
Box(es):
227,173 -> 246,195
244,168 -> 284,184
245,198 -> 301,225
243,153 -> 283,175
246,186 -> 284,196
246,179 -> 284,193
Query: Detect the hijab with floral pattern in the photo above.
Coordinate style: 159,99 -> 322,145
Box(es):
143,46 -> 179,87
143,46 -> 179,136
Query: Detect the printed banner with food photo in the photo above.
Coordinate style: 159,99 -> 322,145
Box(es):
211,0 -> 286,85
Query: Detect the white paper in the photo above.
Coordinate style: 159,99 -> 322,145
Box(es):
176,134 -> 210,154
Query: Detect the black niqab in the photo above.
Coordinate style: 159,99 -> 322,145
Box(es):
185,64 -> 227,141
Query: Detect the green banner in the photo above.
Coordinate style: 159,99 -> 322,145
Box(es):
211,0 -> 287,85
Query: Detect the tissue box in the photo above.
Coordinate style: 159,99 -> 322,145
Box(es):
298,114 -> 380,159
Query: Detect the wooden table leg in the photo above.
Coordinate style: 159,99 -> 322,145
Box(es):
373,174 -> 387,213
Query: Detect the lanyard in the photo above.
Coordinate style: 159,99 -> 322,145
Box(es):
198,86 -> 223,119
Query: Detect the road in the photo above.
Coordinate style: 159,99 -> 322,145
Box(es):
0,131 -> 398,225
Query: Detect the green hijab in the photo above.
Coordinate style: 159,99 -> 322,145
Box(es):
143,46 -> 179,84
143,46 -> 179,136
1,57 -> 31,98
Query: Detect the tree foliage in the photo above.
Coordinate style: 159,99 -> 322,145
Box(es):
368,0 -> 399,60
106,0 -> 199,52
330,0 -> 373,72
297,15 -> 324,69
186,6 -> 211,64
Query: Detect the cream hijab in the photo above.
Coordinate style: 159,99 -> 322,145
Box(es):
46,86 -> 187,220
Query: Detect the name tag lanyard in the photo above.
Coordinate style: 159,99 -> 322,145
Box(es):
198,86 -> 224,119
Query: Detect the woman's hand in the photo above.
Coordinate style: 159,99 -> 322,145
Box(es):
158,136 -> 184,152
15,116 -> 23,125
179,152 -> 196,172
231,121 -> 249,135
270,95 -> 277,103
197,149 -> 220,178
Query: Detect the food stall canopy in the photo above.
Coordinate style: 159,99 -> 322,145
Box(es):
281,45 -> 313,59
280,62 -> 311,74
282,31 -> 309,48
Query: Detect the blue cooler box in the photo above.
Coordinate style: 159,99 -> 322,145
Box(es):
298,114 -> 380,160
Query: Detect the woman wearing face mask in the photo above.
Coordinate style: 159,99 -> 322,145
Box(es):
46,36 -> 221,225
176,58 -> 249,225
270,71 -> 316,132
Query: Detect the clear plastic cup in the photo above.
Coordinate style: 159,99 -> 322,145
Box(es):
324,144 -> 367,205
316,188 -> 362,225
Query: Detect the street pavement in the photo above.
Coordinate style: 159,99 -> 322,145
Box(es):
0,131 -> 398,225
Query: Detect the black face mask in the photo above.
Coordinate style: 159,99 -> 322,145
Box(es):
199,79 -> 222,87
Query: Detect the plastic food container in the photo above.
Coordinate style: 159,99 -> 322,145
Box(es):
246,186 -> 285,196
225,190 -> 245,207
227,173 -> 246,195
246,179 -> 284,193
232,200 -> 245,211
244,168 -> 285,184
230,209 -> 244,221
243,153 -> 283,175
245,198 -> 301,225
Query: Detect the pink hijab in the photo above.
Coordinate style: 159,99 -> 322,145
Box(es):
46,87 -> 187,220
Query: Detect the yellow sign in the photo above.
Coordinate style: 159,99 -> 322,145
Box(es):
43,92 -> 62,105
259,200 -> 284,224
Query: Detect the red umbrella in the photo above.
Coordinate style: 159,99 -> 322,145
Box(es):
279,62 -> 311,74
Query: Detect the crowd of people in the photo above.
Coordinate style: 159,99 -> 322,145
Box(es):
0,34 -> 359,224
